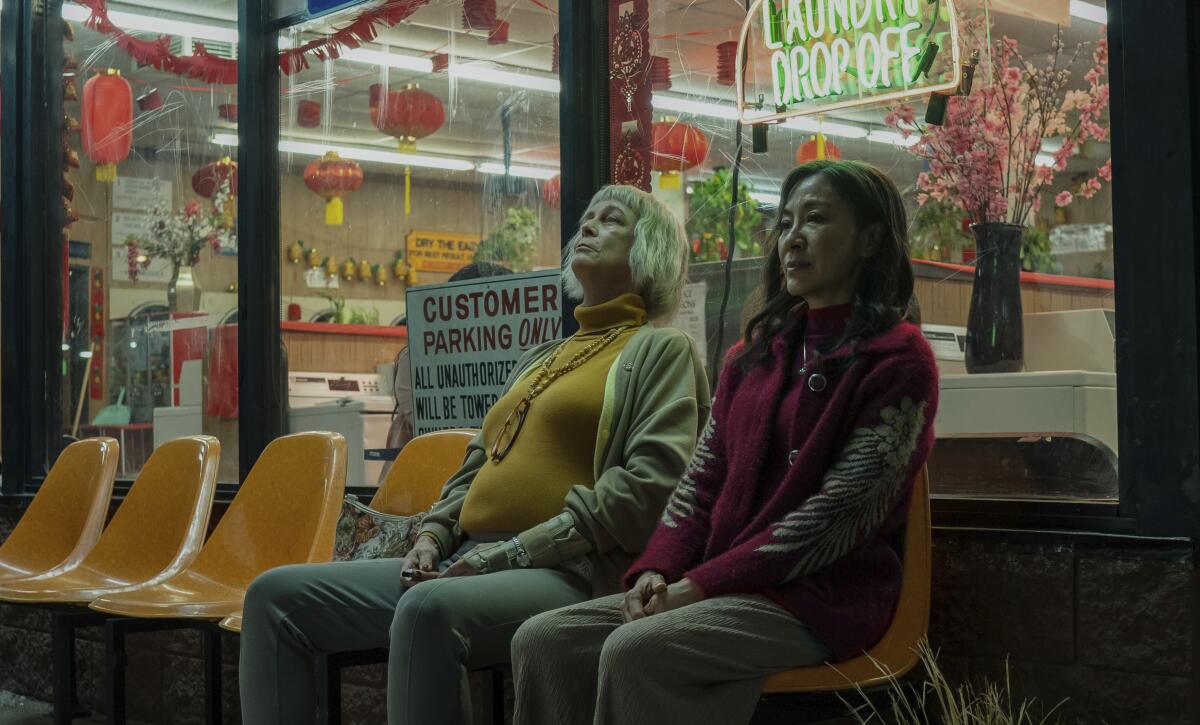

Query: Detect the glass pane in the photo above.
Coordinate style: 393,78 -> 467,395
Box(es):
269,1 -> 561,488
638,0 -> 1114,502
62,2 -> 240,482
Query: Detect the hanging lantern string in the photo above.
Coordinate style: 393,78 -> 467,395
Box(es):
69,0 -> 435,84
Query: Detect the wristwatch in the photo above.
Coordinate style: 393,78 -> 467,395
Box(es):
510,537 -> 532,568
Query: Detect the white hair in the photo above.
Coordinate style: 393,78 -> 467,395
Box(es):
561,185 -> 690,320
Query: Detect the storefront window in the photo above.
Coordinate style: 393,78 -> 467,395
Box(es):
263,1 -> 561,487
62,3 -> 241,481
635,0 -> 1114,501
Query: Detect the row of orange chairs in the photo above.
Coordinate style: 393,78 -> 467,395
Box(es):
0,430 -> 474,724
0,429 -> 931,724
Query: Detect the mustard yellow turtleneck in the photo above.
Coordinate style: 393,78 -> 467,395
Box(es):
458,293 -> 648,535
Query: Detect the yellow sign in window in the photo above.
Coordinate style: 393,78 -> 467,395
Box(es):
406,230 -> 485,274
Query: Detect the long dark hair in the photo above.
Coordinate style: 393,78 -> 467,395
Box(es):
736,160 -> 915,371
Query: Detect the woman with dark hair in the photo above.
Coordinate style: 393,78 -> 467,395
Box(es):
511,161 -> 939,725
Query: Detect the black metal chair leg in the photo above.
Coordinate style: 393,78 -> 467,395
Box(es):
317,653 -> 342,725
50,612 -> 77,725
490,668 -> 506,725
203,626 -> 223,725
105,619 -> 129,725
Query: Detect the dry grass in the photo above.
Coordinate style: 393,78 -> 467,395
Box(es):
839,641 -> 1068,725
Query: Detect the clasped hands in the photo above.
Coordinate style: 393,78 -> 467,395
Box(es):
620,571 -> 705,623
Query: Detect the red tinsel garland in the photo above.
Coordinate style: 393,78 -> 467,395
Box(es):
716,40 -> 738,86
71,0 -> 432,85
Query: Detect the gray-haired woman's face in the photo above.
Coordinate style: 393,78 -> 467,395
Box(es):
571,198 -> 637,292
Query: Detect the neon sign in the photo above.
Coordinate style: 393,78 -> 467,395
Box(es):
736,0 -> 962,124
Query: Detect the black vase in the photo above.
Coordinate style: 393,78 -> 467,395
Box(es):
965,223 -> 1024,374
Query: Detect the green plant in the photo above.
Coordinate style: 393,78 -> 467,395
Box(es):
910,199 -> 972,262
842,641 -> 1067,725
1021,226 -> 1061,274
686,168 -> 763,263
474,206 -> 539,272
320,293 -> 347,324
349,306 -> 381,325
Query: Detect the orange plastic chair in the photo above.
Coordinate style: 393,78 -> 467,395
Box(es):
763,467 -> 932,694
89,431 -> 347,619
0,438 -> 119,583
0,436 -> 220,603
371,428 -> 477,515
88,432 -> 345,723
217,429 -> 477,637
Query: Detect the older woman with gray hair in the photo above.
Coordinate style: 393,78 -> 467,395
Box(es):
239,184 -> 710,725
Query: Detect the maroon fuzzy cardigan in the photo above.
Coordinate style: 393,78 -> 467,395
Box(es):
627,305 -> 939,661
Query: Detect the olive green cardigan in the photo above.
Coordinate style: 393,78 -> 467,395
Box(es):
419,324 -> 711,595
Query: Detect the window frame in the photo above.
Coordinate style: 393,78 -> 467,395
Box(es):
3,0 -> 1199,541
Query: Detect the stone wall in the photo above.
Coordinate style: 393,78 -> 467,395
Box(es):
1,501 -> 1196,724
929,529 -> 1197,725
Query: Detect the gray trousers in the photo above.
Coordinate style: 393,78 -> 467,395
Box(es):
238,548 -> 591,725
511,592 -> 832,725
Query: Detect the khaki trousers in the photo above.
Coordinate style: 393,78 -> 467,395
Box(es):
238,546 -> 591,725
511,592 -> 831,725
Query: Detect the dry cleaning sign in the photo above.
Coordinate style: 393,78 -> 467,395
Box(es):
406,270 -> 562,435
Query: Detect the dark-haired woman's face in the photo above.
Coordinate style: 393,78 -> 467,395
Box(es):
777,174 -> 875,308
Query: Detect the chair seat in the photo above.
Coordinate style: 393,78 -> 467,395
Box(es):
219,613 -> 242,633
0,565 -> 151,604
763,652 -> 917,694
88,569 -> 245,619
0,559 -> 51,583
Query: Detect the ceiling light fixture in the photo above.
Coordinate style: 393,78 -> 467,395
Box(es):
867,130 -> 920,147
210,133 -> 476,171
61,4 -> 238,44
476,162 -> 559,180
341,48 -> 434,73
1069,1 -> 1107,24
451,64 -> 561,93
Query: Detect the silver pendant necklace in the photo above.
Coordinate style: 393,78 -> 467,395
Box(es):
798,337 -> 828,393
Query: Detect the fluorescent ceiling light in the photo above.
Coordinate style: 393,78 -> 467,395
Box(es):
477,162 -> 559,180
782,116 -> 869,139
1035,154 -> 1056,168
749,190 -> 780,205
651,94 -> 739,121
1069,1 -> 1107,24
451,64 -> 561,93
210,133 -> 476,171
341,48 -> 434,73
61,4 -> 238,44
867,130 -> 919,147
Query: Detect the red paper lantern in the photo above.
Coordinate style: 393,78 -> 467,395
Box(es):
716,41 -> 739,86
650,56 -> 671,91
304,151 -> 363,226
297,100 -> 321,128
219,103 -> 238,122
463,0 -> 497,31
488,19 -> 509,45
651,120 -> 709,189
81,69 -> 132,183
193,157 -> 238,228
137,89 -> 163,112
193,157 -> 238,198
370,83 -> 445,151
542,175 -> 561,209
552,34 -> 560,74
795,134 -> 842,164
432,53 -> 450,73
